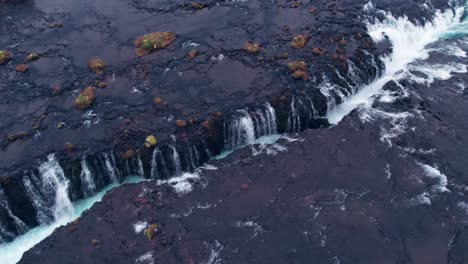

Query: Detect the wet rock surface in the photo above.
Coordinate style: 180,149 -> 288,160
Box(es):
20,68 -> 468,263
0,0 -> 387,239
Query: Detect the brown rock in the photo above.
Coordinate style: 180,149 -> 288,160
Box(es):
308,8 -> 317,13
15,64 -> 28,73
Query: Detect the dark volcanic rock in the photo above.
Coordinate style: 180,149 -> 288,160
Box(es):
0,0 -> 387,239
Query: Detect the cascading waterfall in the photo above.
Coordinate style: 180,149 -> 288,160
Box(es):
0,188 -> 28,243
224,103 -> 277,149
170,146 -> 183,176
80,157 -> 96,197
327,1 -> 468,124
21,154 -> 73,224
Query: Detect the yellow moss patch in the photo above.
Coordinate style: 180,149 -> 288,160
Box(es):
145,135 -> 157,148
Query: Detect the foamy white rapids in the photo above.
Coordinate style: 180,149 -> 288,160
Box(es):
327,4 -> 467,124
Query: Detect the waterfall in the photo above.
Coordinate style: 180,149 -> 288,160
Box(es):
327,3 -> 468,124
170,146 -> 183,176
287,97 -> 301,133
21,154 -> 73,226
225,103 -> 277,149
103,152 -> 119,183
0,188 -> 29,242
79,157 -> 96,197
225,109 -> 256,149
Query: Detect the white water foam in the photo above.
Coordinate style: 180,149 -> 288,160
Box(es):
327,4 -> 467,124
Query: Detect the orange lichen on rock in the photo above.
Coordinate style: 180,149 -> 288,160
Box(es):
191,2 -> 204,9
134,32 -> 176,57
290,35 -> 308,49
188,49 -> 198,59
288,61 -> 308,80
175,119 -> 187,128
0,50 -> 10,65
202,120 -> 211,129
88,59 -> 105,74
243,42 -> 261,54
73,86 -> 96,110
312,47 -> 323,55
153,97 -> 162,105
15,64 -> 28,73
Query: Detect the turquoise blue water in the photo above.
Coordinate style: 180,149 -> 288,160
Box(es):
0,176 -> 146,264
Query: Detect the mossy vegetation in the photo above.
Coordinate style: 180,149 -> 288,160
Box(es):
288,61 -> 308,80
0,50 -> 10,65
143,224 -> 158,240
290,35 -> 308,49
243,42 -> 261,54
27,53 -> 39,62
145,135 -> 157,148
88,59 -> 105,74
73,86 -> 96,110
134,32 -> 176,57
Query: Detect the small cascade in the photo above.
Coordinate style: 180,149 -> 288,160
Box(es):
170,146 -> 183,176
150,148 -> 170,179
225,109 -> 256,149
287,97 -> 302,133
224,103 -> 278,149
0,188 -> 29,242
103,152 -> 119,183
79,157 -> 96,197
286,95 -> 323,133
22,154 -> 73,225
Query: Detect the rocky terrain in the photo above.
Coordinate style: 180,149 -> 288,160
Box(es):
1,0 -> 467,263
0,0 -> 387,239
20,66 -> 468,263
